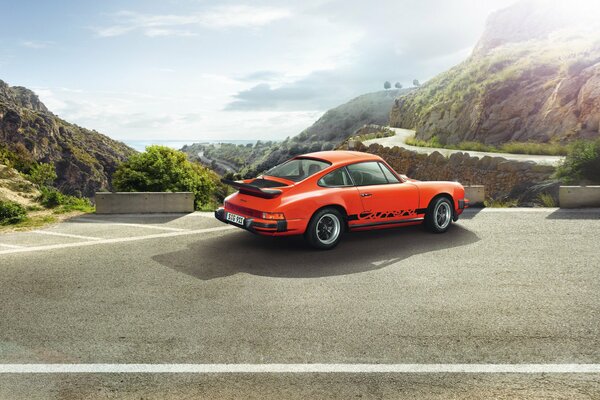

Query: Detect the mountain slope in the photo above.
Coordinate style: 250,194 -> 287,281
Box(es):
183,89 -> 410,176
0,79 -> 135,196
390,1 -> 600,145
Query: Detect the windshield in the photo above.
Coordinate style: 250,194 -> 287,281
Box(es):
264,158 -> 331,182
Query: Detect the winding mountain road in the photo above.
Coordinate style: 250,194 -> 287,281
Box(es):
363,127 -> 564,166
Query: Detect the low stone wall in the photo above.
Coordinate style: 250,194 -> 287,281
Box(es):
95,192 -> 195,214
559,186 -> 600,208
353,142 -> 555,202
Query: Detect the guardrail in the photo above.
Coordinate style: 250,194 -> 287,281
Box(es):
95,192 -> 195,214
559,186 -> 600,208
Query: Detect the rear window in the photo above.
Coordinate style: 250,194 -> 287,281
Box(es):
264,158 -> 331,182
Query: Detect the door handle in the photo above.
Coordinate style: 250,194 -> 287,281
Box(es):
360,193 -> 372,197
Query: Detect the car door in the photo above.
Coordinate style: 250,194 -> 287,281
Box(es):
346,161 -> 419,224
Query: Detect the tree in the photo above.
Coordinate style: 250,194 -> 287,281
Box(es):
413,79 -> 421,87
113,145 -> 216,209
383,81 -> 391,90
394,82 -> 402,89
556,139 -> 600,184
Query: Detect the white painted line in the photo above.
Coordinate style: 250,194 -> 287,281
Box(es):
32,230 -> 101,241
464,208 -> 600,213
0,364 -> 599,374
188,212 -> 217,218
75,218 -> 186,232
0,226 -> 235,256
0,243 -> 25,249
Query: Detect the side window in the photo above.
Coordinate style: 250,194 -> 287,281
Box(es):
378,162 -> 400,183
318,167 -> 352,187
346,162 -> 388,186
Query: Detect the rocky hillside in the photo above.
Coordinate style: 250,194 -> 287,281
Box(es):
390,0 -> 600,145
0,79 -> 135,196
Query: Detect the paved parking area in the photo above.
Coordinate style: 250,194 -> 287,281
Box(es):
0,209 -> 599,399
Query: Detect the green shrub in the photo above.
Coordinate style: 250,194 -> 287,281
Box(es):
113,145 -> 217,209
27,163 -> 57,186
38,187 -> 94,213
0,200 -> 28,225
556,139 -> 600,184
39,187 -> 64,208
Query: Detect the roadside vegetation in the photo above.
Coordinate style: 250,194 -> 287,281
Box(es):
113,145 -> 228,211
405,135 -> 569,156
352,127 -> 395,142
0,145 -> 95,229
556,138 -> 600,184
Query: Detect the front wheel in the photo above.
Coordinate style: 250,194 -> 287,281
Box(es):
424,197 -> 453,233
305,208 -> 344,250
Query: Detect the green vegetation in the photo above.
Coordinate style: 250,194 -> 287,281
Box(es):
113,145 -> 224,210
38,187 -> 95,214
537,193 -> 557,208
405,135 -> 569,156
353,127 -> 395,142
0,200 -> 28,225
556,139 -> 600,184
26,162 -> 57,186
484,198 -> 519,208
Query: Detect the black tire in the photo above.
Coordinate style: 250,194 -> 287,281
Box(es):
424,196 -> 453,233
305,208 -> 345,250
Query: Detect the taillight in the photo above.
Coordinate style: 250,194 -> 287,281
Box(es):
262,212 -> 285,220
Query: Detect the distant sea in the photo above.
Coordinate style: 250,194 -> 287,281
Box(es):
123,139 -> 259,152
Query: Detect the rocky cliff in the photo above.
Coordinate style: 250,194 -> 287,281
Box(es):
390,0 -> 600,145
0,79 -> 135,196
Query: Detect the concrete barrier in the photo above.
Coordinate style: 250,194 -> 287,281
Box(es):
559,186 -> 600,208
95,192 -> 195,214
464,185 -> 485,206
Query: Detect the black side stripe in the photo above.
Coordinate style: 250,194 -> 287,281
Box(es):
416,208 -> 427,215
350,217 -> 424,229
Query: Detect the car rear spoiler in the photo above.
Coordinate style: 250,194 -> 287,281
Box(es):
221,179 -> 282,199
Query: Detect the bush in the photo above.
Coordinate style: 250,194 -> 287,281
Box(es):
39,187 -> 64,208
38,187 -> 94,213
0,200 -> 28,225
113,145 -> 217,209
27,163 -> 57,186
556,139 -> 600,184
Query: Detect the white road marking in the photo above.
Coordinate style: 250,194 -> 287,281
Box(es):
0,243 -> 25,249
0,226 -> 235,256
0,364 -> 599,374
464,208 -> 600,213
32,230 -> 101,241
74,218 -> 186,231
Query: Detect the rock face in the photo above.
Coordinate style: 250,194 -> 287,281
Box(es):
347,141 -> 555,204
390,0 -> 600,145
0,79 -> 135,196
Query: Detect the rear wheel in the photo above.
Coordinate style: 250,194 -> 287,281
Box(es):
305,208 -> 344,250
425,197 -> 453,233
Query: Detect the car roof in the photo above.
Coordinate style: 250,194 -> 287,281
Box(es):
297,150 -> 382,166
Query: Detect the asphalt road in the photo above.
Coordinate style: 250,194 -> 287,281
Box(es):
363,127 -> 565,166
0,209 -> 599,399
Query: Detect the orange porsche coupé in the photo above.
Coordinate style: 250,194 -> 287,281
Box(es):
215,151 -> 468,249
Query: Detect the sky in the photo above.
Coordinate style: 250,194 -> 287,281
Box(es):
0,0 -> 513,143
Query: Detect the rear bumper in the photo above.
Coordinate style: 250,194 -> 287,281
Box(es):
215,208 -> 287,234
454,198 -> 469,221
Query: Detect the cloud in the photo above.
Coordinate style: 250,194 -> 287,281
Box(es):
94,5 -> 291,37
225,0 -> 511,111
21,40 -> 54,49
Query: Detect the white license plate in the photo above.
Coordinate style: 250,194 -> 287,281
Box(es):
226,212 -> 245,226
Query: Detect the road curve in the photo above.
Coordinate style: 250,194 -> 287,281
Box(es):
362,127 -> 564,167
